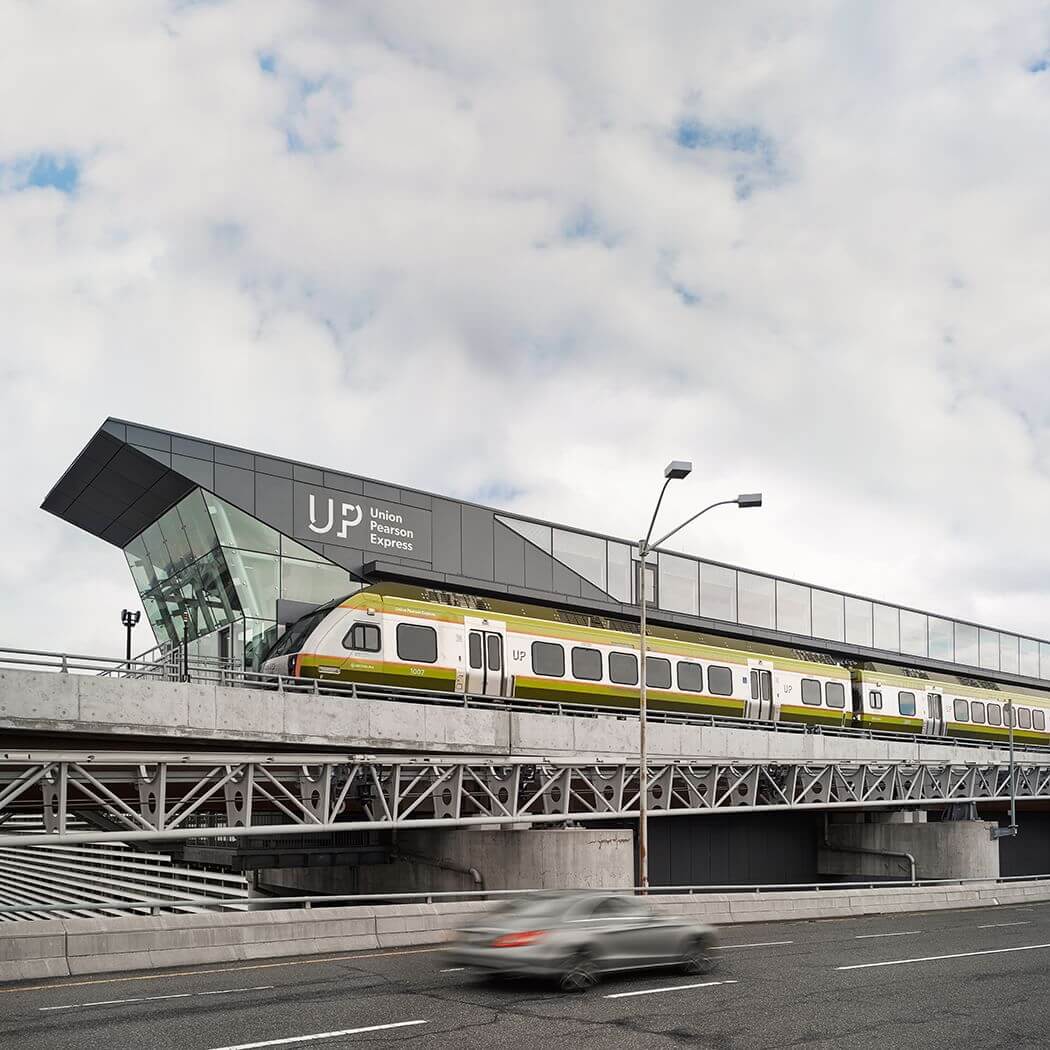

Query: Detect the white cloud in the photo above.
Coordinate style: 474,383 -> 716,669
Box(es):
1,1 -> 1050,657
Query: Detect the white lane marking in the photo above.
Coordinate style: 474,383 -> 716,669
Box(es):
6,947 -> 443,996
197,985 -> 277,996
855,931 -> 923,939
977,921 -> 1031,929
40,993 -> 192,1011
605,979 -> 737,1000
204,1020 -> 428,1049
838,942 -> 1050,971
712,940 -> 793,950
439,967 -> 465,972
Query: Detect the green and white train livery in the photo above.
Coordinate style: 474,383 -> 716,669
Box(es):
260,582 -> 1050,744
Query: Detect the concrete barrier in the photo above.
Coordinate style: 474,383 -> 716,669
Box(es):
5,879 -> 1050,984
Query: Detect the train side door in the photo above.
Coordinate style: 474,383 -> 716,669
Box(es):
924,691 -> 946,736
747,660 -> 775,721
464,616 -> 507,697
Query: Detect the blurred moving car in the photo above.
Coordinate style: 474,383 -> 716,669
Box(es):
446,891 -> 718,991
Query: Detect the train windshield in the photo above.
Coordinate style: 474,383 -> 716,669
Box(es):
263,597 -> 348,662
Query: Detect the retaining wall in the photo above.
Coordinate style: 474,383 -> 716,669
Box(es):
4,879 -> 1050,984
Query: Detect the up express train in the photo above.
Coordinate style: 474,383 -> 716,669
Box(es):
260,582 -> 1050,745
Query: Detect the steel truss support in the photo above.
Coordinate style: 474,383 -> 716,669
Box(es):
1,751 -> 1048,846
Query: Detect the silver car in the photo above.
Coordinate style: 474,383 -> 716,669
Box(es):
446,892 -> 718,991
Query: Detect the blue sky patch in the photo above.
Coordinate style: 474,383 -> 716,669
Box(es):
0,153 -> 79,194
1029,55 -> 1049,74
258,51 -> 277,74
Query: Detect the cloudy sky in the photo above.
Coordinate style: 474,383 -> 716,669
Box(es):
2,1 -> 1050,657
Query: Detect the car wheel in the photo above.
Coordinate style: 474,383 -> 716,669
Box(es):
680,935 -> 715,975
560,950 -> 598,992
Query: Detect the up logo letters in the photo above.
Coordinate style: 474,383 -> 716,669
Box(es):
308,495 -> 363,538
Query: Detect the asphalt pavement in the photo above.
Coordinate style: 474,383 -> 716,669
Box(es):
3,901 -> 1050,1050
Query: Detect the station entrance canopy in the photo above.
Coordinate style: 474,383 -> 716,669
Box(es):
42,418 -> 1050,685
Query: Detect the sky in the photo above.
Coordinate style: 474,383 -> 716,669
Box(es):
2,0 -> 1050,657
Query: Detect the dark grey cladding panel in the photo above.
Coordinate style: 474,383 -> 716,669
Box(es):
215,445 -> 254,470
214,463 -> 255,513
256,473 -> 294,534
461,505 -> 494,580
493,521 -> 525,588
126,425 -> 170,452
579,577 -> 611,604
323,543 -> 368,575
293,463 -> 324,484
255,455 -> 293,479
401,489 -> 431,510
172,454 -> 214,491
172,436 -> 214,461
101,420 -> 126,441
134,445 -> 171,468
524,541 -> 553,591
323,471 -> 362,494
553,560 -> 582,598
431,499 -> 462,574
364,480 -> 400,502
42,432 -> 122,516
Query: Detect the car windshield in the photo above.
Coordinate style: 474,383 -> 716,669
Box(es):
487,893 -> 586,921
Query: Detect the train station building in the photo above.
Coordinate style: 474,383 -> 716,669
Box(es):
43,417 -> 1050,691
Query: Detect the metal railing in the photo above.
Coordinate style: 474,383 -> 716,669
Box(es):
2,872 -> 1048,917
1,644 -> 1049,758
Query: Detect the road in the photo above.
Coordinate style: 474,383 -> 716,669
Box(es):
3,902 -> 1050,1050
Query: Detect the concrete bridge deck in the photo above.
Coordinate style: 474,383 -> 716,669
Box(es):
0,668 -> 1033,767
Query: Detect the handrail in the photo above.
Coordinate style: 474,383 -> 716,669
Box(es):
2,644 -> 1050,757
1,873 -> 1048,916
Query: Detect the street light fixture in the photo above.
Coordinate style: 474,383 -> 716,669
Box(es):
120,609 -> 141,667
636,464 -> 763,892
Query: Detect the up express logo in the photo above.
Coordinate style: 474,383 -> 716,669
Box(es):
295,486 -> 432,560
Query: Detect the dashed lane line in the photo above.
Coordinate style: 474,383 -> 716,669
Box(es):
855,931 -> 923,939
604,979 -> 738,1000
837,942 -> 1050,970
712,940 -> 793,950
3,947 -> 443,996
204,1020 -> 428,1049
977,921 -> 1031,929
39,986 -> 276,1012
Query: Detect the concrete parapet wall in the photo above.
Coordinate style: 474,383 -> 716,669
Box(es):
5,879 -> 1050,985
0,668 -> 1026,765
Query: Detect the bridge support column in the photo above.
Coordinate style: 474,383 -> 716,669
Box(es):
818,811 -> 999,881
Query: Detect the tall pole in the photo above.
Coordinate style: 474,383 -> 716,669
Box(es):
1008,698 -> 1017,832
638,550 -> 649,893
125,623 -> 132,664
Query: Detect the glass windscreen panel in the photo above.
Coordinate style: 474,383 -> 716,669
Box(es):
811,589 -> 844,641
1000,634 -> 1020,675
900,610 -> 928,657
1021,638 -> 1040,678
699,562 -> 737,622
776,580 -> 811,635
872,604 -> 900,652
844,597 -> 873,647
658,553 -> 698,615
955,623 -> 979,667
607,542 -> 633,603
928,617 -> 954,662
979,628 -> 1000,671
552,529 -> 607,592
738,572 -> 775,629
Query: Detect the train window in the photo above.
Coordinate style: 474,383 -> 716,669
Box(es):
870,690 -> 883,710
487,635 -> 502,672
898,691 -> 916,716
970,701 -> 986,724
532,641 -> 565,678
468,633 -> 482,669
750,672 -> 760,700
801,679 -> 822,706
645,657 -> 672,689
609,652 -> 639,686
987,703 -> 1002,726
342,623 -> 381,653
1019,707 -> 1032,730
708,665 -> 734,696
1034,710 -> 1045,731
826,682 -> 846,709
396,623 -> 437,664
571,646 -> 602,682
677,661 -> 703,692
954,699 -> 969,722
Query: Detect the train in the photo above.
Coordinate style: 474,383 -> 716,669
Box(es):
260,581 -> 1050,745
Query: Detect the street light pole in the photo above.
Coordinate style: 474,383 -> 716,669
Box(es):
636,464 -> 762,892
120,609 -> 141,670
